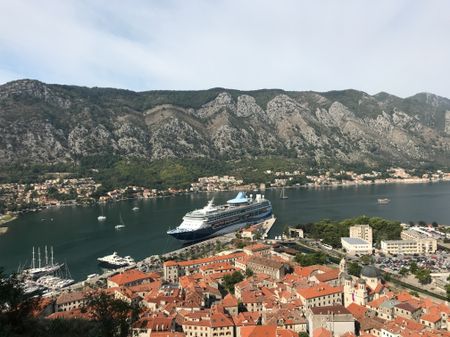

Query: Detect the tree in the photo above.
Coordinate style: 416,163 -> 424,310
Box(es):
418,220 -> 427,227
431,221 -> 438,228
409,261 -> 418,274
0,269 -> 39,336
446,284 -> 450,301
245,268 -> 254,278
84,292 -> 136,337
399,267 -> 409,277
415,268 -> 431,285
360,255 -> 374,265
348,262 -> 362,277
299,332 -> 309,337
222,271 -> 244,294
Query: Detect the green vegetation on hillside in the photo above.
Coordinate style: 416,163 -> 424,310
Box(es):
295,216 -> 402,248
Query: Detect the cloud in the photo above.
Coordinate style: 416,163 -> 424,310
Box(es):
0,0 -> 449,97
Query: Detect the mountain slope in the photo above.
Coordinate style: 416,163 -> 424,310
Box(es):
1,79 -> 450,168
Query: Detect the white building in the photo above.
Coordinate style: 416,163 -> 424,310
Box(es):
341,237 -> 372,256
349,225 -> 373,245
380,238 -> 437,255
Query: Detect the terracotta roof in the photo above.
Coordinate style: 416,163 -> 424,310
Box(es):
420,311 -> 441,323
346,302 -> 368,319
222,293 -> 238,307
240,325 -> 277,337
297,283 -> 343,300
358,316 -> 385,331
108,268 -> 153,286
178,252 -> 246,267
294,265 -> 332,278
247,256 -> 285,270
232,312 -> 261,326
47,309 -> 90,320
164,260 -> 178,267
132,316 -> 173,331
314,269 -> 340,282
56,290 -> 87,305
313,327 -> 332,337
310,305 -> 350,316
151,333 -> 186,337
395,302 -> 420,312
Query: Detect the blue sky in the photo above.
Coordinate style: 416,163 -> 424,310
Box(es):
0,0 -> 449,97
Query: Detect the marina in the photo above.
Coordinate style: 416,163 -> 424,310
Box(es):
1,181 -> 450,282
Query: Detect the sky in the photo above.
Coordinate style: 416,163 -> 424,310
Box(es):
0,0 -> 449,98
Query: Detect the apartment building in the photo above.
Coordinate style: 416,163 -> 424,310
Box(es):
380,238 -> 437,255
349,225 -> 373,245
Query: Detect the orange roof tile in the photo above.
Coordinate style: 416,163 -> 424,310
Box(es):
346,302 -> 368,319
313,327 -> 332,337
240,325 -> 277,337
297,283 -> 343,300
222,293 -> 238,307
108,268 -> 153,286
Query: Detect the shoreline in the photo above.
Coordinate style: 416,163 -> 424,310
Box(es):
4,178 -> 450,221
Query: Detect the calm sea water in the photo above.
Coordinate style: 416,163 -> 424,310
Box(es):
1,181 -> 449,281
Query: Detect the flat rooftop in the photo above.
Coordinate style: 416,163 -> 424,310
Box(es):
341,237 -> 370,245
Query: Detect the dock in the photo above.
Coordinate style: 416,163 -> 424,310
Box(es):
261,217 -> 276,239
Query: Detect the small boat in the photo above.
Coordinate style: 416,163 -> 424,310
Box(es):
280,187 -> 288,200
377,198 -> 390,204
132,207 -> 139,211
115,213 -> 126,230
98,206 -> 106,221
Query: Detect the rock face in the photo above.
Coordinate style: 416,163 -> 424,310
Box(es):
1,79 -> 450,167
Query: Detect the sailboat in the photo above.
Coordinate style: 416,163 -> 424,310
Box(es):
115,213 -> 126,230
98,205 -> 106,221
280,187 -> 288,200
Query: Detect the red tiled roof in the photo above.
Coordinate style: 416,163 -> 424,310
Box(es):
313,327 -> 332,337
314,269 -> 340,282
108,269 -> 152,286
222,293 -> 238,307
297,283 -> 343,300
346,302 -> 367,319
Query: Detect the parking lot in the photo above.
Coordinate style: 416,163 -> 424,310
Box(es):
374,250 -> 450,274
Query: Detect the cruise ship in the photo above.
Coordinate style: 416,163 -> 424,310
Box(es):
167,192 -> 272,242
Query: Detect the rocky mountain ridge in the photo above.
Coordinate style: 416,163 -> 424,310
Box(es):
1,79 -> 450,168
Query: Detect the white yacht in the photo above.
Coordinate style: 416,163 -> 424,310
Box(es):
97,252 -> 135,269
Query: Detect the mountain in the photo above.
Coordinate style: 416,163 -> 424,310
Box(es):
1,79 -> 450,169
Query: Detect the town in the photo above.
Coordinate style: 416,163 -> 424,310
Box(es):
13,220 -> 449,337
1,168 -> 449,217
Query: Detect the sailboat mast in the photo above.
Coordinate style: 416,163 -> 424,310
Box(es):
38,247 -> 41,268
51,246 -> 54,266
32,246 -> 35,269
45,245 -> 48,266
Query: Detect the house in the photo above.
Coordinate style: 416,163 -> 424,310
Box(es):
307,305 -> 355,337
245,256 -> 288,280
297,283 -> 343,308
56,290 -> 88,312
107,269 -> 157,288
